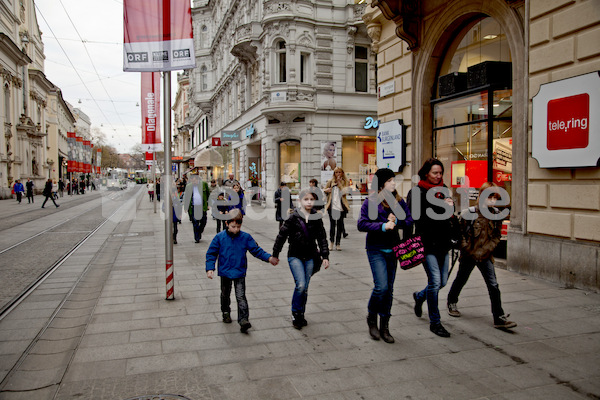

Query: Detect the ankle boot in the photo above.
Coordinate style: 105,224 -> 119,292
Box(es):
379,316 -> 395,343
367,313 -> 380,341
292,312 -> 306,329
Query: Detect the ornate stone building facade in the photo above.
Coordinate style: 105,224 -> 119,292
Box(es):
1,0 -> 50,196
182,0 -> 378,203
364,0 -> 600,290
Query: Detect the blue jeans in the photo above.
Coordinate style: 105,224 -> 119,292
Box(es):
288,257 -> 314,313
367,249 -> 398,318
415,253 -> 449,325
447,258 -> 505,318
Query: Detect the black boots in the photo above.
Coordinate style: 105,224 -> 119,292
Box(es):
379,316 -> 395,343
292,312 -> 307,329
367,313 -> 380,340
368,314 -> 394,343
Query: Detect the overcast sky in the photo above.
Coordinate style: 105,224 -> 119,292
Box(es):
35,0 -> 179,153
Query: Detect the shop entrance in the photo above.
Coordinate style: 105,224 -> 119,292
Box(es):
431,16 -> 512,259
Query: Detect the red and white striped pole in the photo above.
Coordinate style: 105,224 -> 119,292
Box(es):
164,71 -> 174,300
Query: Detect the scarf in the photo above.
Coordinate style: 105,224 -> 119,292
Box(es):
417,179 -> 444,191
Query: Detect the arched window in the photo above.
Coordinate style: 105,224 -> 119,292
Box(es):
276,40 -> 287,83
201,25 -> 208,48
432,16 -> 513,208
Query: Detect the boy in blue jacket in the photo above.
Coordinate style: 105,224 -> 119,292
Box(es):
206,209 -> 278,332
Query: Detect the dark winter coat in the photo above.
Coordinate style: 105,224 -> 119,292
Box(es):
274,187 -> 293,222
357,194 -> 413,251
43,181 -> 53,197
407,185 -> 456,255
272,209 -> 329,262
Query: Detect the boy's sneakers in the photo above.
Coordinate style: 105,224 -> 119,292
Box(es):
448,303 -> 461,317
240,319 -> 252,333
494,314 -> 517,329
222,312 -> 232,323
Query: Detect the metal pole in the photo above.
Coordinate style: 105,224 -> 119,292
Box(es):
164,71 -> 174,300
152,151 -> 157,214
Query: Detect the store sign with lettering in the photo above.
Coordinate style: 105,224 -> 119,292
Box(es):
245,123 -> 255,138
532,71 -> 599,168
364,117 -> 379,129
221,131 -> 240,142
376,119 -> 406,172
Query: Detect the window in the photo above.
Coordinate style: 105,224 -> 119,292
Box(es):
201,66 -> 207,91
355,46 -> 368,92
201,25 -> 208,48
4,84 -> 10,123
300,53 -> 309,84
276,41 -> 287,83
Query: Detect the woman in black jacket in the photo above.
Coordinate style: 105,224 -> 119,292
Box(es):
408,158 -> 456,338
273,189 -> 329,329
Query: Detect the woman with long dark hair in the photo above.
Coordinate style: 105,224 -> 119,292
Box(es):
273,189 -> 330,329
357,168 -> 413,343
408,158 -> 457,338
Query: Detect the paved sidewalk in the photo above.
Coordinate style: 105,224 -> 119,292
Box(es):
1,192 -> 599,399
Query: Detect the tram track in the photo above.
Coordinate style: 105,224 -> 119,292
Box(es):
0,186 -> 143,396
0,187 -> 142,319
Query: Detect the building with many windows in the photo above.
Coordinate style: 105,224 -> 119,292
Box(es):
0,0 -> 52,197
46,86 -> 75,184
180,0 -> 378,202
364,0 -> 600,290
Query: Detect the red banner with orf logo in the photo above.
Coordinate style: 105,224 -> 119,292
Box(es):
141,72 -> 163,152
123,0 -> 196,72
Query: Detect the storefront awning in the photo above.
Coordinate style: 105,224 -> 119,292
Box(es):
194,148 -> 223,167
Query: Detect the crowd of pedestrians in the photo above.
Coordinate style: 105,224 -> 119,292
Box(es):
165,162 -> 516,339
11,176 -> 97,208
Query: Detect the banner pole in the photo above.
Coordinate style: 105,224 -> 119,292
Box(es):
153,151 -> 157,214
164,71 -> 174,300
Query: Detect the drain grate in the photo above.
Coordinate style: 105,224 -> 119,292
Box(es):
123,395 -> 192,400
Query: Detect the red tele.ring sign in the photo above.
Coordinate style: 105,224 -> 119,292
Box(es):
532,71 -> 599,168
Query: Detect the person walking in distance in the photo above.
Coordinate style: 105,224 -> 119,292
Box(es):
206,209 -> 278,333
156,178 -> 161,202
26,178 -> 34,203
357,168 -> 413,343
13,180 -> 24,203
41,179 -> 59,208
183,174 -> 210,243
274,182 -> 293,228
58,179 -> 65,197
323,167 -> 350,251
222,172 -> 238,187
408,158 -> 457,338
446,182 -> 517,330
272,189 -> 330,329
147,180 -> 155,202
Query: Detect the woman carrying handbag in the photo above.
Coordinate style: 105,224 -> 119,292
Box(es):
407,158 -> 458,338
357,168 -> 413,343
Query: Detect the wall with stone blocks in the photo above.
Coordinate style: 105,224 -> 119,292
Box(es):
519,0 -> 600,290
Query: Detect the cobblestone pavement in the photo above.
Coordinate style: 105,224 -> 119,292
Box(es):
1,190 -> 599,400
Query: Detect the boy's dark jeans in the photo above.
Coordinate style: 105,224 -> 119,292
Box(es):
220,276 -> 249,323
447,258 -> 504,318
